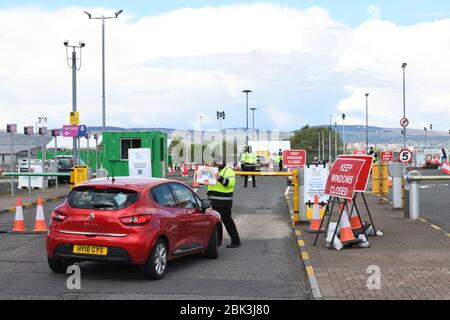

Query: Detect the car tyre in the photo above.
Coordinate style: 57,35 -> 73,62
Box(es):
204,226 -> 218,259
142,239 -> 168,280
47,256 -> 71,273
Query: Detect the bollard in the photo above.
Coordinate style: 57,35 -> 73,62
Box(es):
388,163 -> 404,210
408,180 -> 420,220
403,178 -> 410,218
293,169 -> 300,225
297,167 -> 307,223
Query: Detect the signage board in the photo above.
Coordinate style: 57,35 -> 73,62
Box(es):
325,158 -> 365,199
282,150 -> 306,167
352,150 -> 366,155
338,155 -> 374,192
70,111 -> 80,125
128,148 -> 152,177
398,149 -> 413,163
380,151 -> 393,162
7,124 -> 17,133
77,125 -> 87,138
62,125 -> 79,137
304,163 -> 329,203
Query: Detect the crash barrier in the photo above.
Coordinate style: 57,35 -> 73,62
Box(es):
405,173 -> 450,220
10,196 -> 48,233
69,165 -> 89,190
371,162 -> 389,201
235,170 -> 307,224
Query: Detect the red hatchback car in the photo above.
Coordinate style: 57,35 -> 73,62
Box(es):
46,177 -> 222,279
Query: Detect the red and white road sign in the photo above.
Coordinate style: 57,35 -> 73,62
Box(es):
338,155 -> 374,192
325,158 -> 365,199
400,117 -> 409,128
398,149 -> 413,163
62,125 -> 79,137
352,150 -> 366,155
381,151 -> 393,162
283,150 -> 306,167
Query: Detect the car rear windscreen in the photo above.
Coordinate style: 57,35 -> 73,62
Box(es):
68,186 -> 139,211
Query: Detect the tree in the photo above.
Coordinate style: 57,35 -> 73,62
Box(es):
290,125 -> 342,162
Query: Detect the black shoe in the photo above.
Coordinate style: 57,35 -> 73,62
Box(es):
253,185 -> 257,188
226,243 -> 241,248
243,185 -> 248,188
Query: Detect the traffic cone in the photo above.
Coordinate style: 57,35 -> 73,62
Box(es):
347,199 -> 364,235
308,196 -> 322,233
12,196 -> 26,233
33,196 -> 47,232
338,202 -> 360,245
326,222 -> 343,251
192,165 -> 200,187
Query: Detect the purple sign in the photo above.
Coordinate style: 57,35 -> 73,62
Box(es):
62,125 -> 79,137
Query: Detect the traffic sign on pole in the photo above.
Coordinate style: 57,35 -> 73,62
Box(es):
400,117 -> 409,128
398,149 -> 413,163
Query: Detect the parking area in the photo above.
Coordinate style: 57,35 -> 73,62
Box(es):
0,176 -> 308,299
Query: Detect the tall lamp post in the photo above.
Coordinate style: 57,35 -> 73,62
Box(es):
216,111 -> 225,158
424,127 -> 427,152
328,115 -> 332,162
429,124 -> 433,150
334,122 -> 338,159
342,113 -> 346,154
250,107 -> 257,141
365,93 -> 369,152
84,10 -> 123,135
64,40 -> 85,165
243,90 -> 252,145
402,62 -> 407,148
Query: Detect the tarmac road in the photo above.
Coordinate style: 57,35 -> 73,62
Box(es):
0,176 -> 308,300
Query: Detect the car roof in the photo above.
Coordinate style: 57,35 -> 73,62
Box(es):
77,176 -> 178,191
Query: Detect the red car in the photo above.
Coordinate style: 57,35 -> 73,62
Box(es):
46,177 -> 222,279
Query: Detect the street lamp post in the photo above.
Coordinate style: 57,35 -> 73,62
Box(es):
429,124 -> 433,150
402,63 -> 407,148
424,127 -> 427,152
365,93 -> 369,152
84,10 -> 123,135
342,113 -> 346,154
243,90 -> 252,145
64,40 -> 85,165
328,115 -> 332,162
250,107 -> 257,141
216,111 -> 225,158
334,122 -> 338,159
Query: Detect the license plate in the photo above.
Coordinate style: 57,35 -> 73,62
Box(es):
73,245 -> 108,256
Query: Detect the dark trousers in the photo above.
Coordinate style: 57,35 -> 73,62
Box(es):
278,161 -> 283,171
243,165 -> 256,186
214,205 -> 241,245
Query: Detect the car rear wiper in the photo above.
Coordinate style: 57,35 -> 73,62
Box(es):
92,203 -> 115,208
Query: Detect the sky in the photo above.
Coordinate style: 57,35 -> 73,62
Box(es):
1,1 -> 450,132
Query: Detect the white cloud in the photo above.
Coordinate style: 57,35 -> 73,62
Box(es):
0,3 -> 449,133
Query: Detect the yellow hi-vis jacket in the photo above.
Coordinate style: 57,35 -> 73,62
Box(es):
240,152 -> 257,165
207,166 -> 236,201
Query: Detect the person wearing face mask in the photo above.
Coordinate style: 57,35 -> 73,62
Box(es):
207,160 -> 241,248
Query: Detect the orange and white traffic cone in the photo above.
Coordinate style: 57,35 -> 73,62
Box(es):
308,195 -> 322,232
33,196 -> 47,232
192,165 -> 200,187
347,199 -> 364,235
338,202 -> 359,245
12,196 -> 26,233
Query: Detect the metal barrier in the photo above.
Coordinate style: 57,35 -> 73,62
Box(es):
236,170 -> 305,225
2,172 -> 70,177
405,173 -> 450,220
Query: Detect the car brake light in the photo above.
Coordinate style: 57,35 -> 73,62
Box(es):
51,210 -> 66,222
120,215 -> 151,226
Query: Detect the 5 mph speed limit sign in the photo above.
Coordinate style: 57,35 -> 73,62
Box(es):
398,149 -> 413,163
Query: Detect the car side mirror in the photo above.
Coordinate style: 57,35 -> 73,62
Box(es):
201,199 -> 212,213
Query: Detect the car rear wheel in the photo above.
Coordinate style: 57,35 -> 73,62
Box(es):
204,226 -> 218,259
142,239 -> 168,280
47,256 -> 72,273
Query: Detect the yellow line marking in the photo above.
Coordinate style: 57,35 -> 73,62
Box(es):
295,230 -> 301,236
23,202 -> 33,208
430,224 -> 442,231
419,218 -> 428,223
8,207 -> 15,213
305,265 -> 315,277
301,252 -> 309,260
297,240 -> 305,247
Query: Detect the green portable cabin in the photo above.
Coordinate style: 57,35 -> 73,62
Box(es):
102,131 -> 168,178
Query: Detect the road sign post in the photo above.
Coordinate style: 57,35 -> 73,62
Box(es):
7,124 -> 17,197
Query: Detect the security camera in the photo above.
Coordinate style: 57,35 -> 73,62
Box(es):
63,40 -> 69,46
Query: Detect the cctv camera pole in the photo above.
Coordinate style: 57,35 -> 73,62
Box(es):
243,90 -> 252,145
27,132 -> 31,193
402,63 -> 407,148
10,130 -> 14,197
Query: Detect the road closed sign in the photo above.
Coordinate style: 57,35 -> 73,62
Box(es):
283,150 -> 306,167
325,158 -> 365,199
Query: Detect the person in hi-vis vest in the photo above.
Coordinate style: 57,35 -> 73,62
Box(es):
240,145 -> 257,187
207,161 -> 241,248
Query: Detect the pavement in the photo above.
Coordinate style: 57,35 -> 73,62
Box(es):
0,175 -> 308,299
286,188 -> 450,300
0,185 -> 70,216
